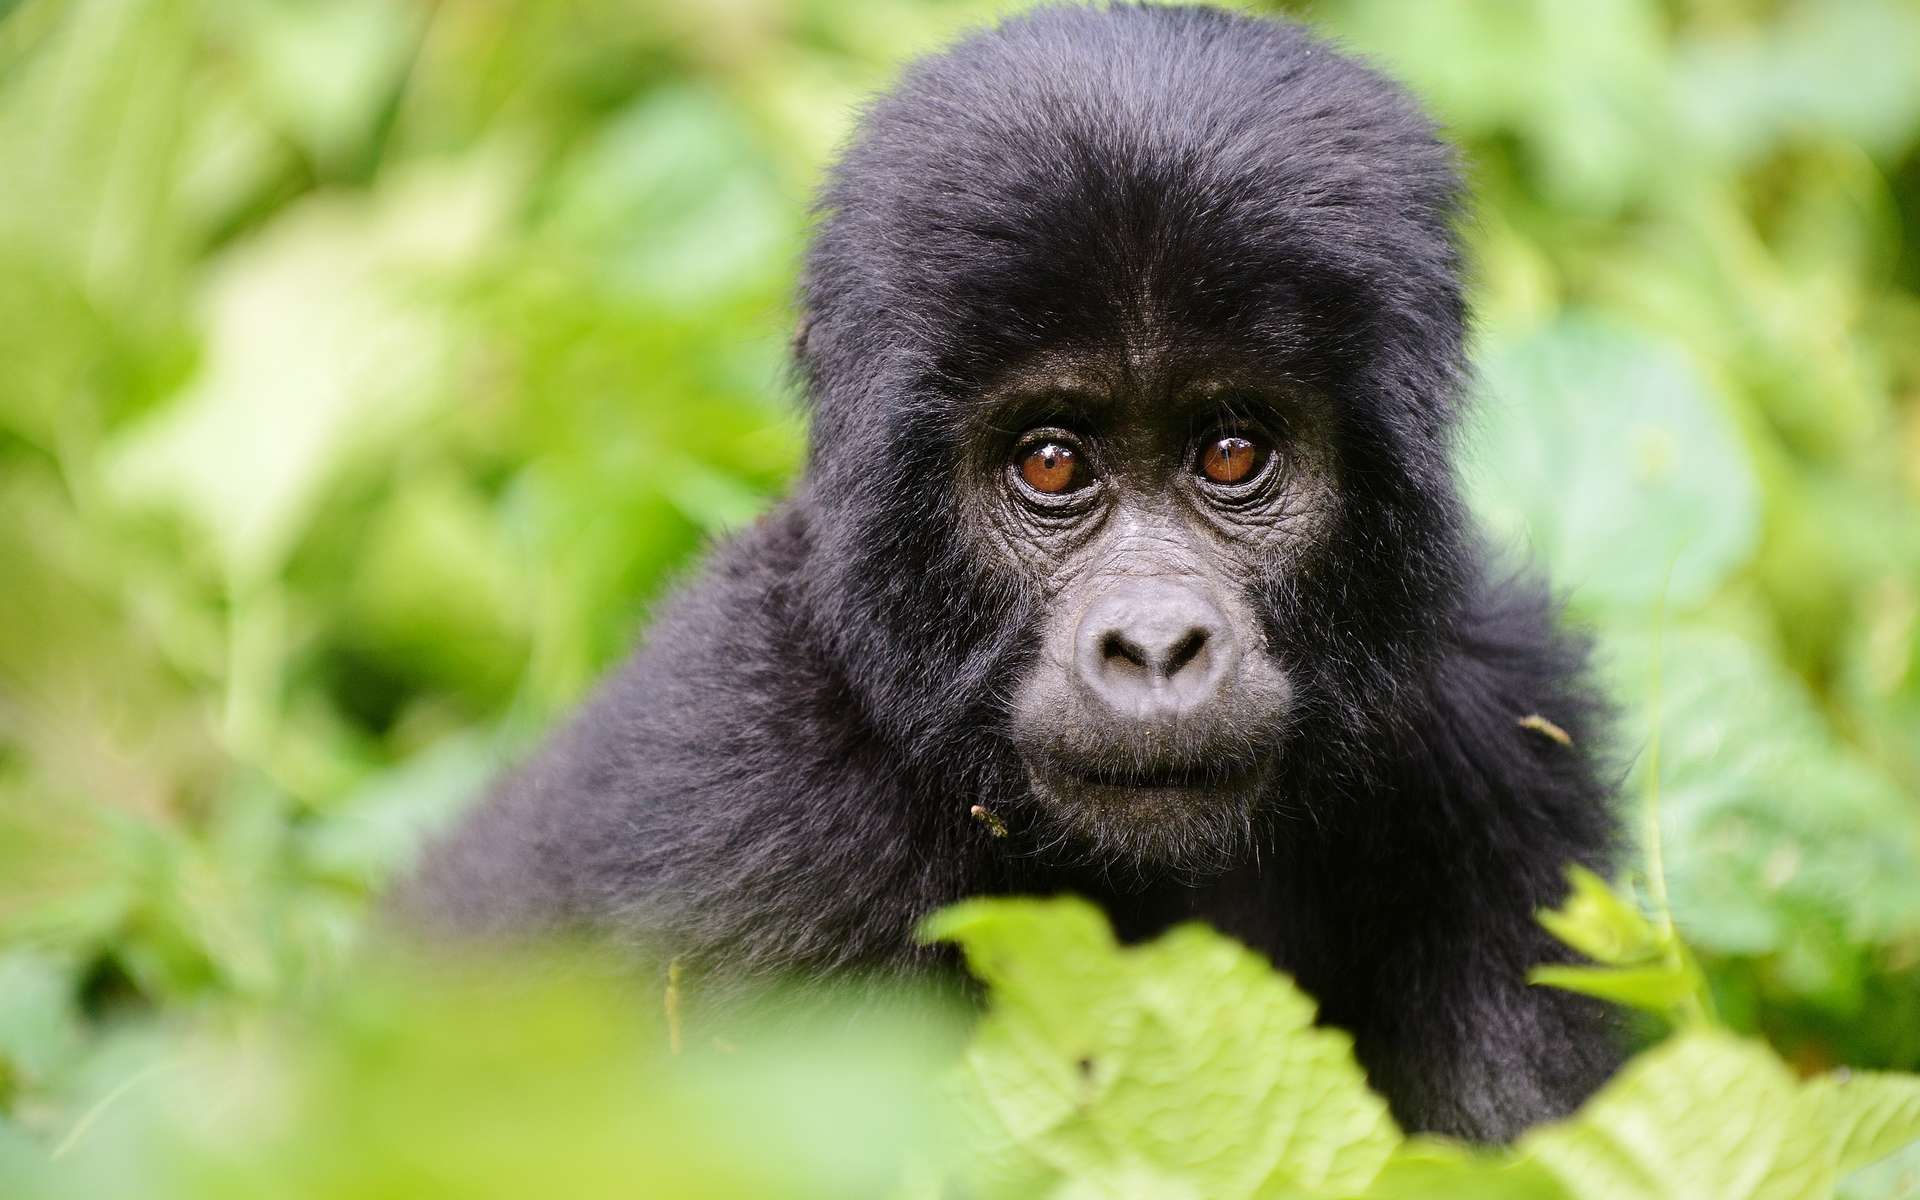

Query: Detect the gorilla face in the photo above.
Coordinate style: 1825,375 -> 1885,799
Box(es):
798,5 -> 1473,877
963,348 -> 1342,870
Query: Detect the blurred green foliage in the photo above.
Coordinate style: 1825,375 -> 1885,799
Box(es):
1,0 -> 1919,1193
3,893 -> 1917,1198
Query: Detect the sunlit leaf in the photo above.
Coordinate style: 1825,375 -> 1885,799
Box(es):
1524,1030 -> 1833,1198
926,897 -> 1399,1198
1535,865 -> 1663,966
1807,1071 -> 1920,1177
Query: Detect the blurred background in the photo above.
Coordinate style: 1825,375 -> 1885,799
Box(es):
1,0 -> 1918,1190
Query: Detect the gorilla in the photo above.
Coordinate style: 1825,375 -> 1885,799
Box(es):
406,3 -> 1623,1141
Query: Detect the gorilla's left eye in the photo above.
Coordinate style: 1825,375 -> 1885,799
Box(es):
1197,434 -> 1270,486
1016,439 -> 1090,496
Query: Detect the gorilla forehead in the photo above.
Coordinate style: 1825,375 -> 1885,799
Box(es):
802,4 -> 1464,411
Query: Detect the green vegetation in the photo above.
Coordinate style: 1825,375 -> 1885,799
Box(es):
2,891 -> 1917,1197
1,0 -> 1918,1194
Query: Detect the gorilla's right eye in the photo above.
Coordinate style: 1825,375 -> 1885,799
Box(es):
1198,434 -> 1268,486
1016,439 -> 1090,496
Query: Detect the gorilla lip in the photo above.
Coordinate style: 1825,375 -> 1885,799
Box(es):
1071,762 -> 1256,791
1028,754 -> 1268,803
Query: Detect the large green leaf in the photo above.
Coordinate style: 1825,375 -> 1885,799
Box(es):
924,897 -> 1399,1199
1840,1137 -> 1920,1200
1365,1141 -> 1572,1200
1603,628 -> 1920,977
1524,1031 -> 1840,1198
1808,1071 -> 1920,1178
0,956 -> 960,1200
1467,316 -> 1761,614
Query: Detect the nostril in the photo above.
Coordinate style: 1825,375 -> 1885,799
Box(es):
1165,628 -> 1209,677
1097,625 -> 1211,683
1101,631 -> 1148,670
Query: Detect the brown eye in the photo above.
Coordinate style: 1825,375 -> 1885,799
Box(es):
1019,441 -> 1084,494
1199,435 -> 1265,485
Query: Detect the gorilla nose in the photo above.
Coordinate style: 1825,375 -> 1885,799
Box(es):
1075,581 -> 1237,717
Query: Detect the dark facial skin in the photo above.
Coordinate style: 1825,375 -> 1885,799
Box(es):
964,345 -> 1341,871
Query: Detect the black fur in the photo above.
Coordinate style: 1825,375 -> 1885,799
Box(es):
405,3 -> 1623,1141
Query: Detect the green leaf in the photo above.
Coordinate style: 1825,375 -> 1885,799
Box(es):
106,152 -> 518,586
1603,629 -> 1920,971
1317,0 -> 1675,213
1467,316 -> 1760,614
1522,1030 -> 1835,1199
0,1114 -> 51,1195
298,731 -> 503,889
1839,1137 -> 1920,1200
1806,1071 -> 1920,1176
1535,865 -> 1663,966
0,0 -> 198,318
1529,964 -> 1705,1017
1365,1139 -> 1571,1200
1530,866 -> 1711,1024
924,897 -> 1399,1199
1514,1033 -> 1920,1199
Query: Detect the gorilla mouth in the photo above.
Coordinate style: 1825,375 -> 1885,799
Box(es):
1024,751 -> 1270,809
1068,761 -> 1260,793
1017,751 -> 1271,873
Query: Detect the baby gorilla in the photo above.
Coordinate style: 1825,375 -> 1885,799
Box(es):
407,3 -> 1624,1141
